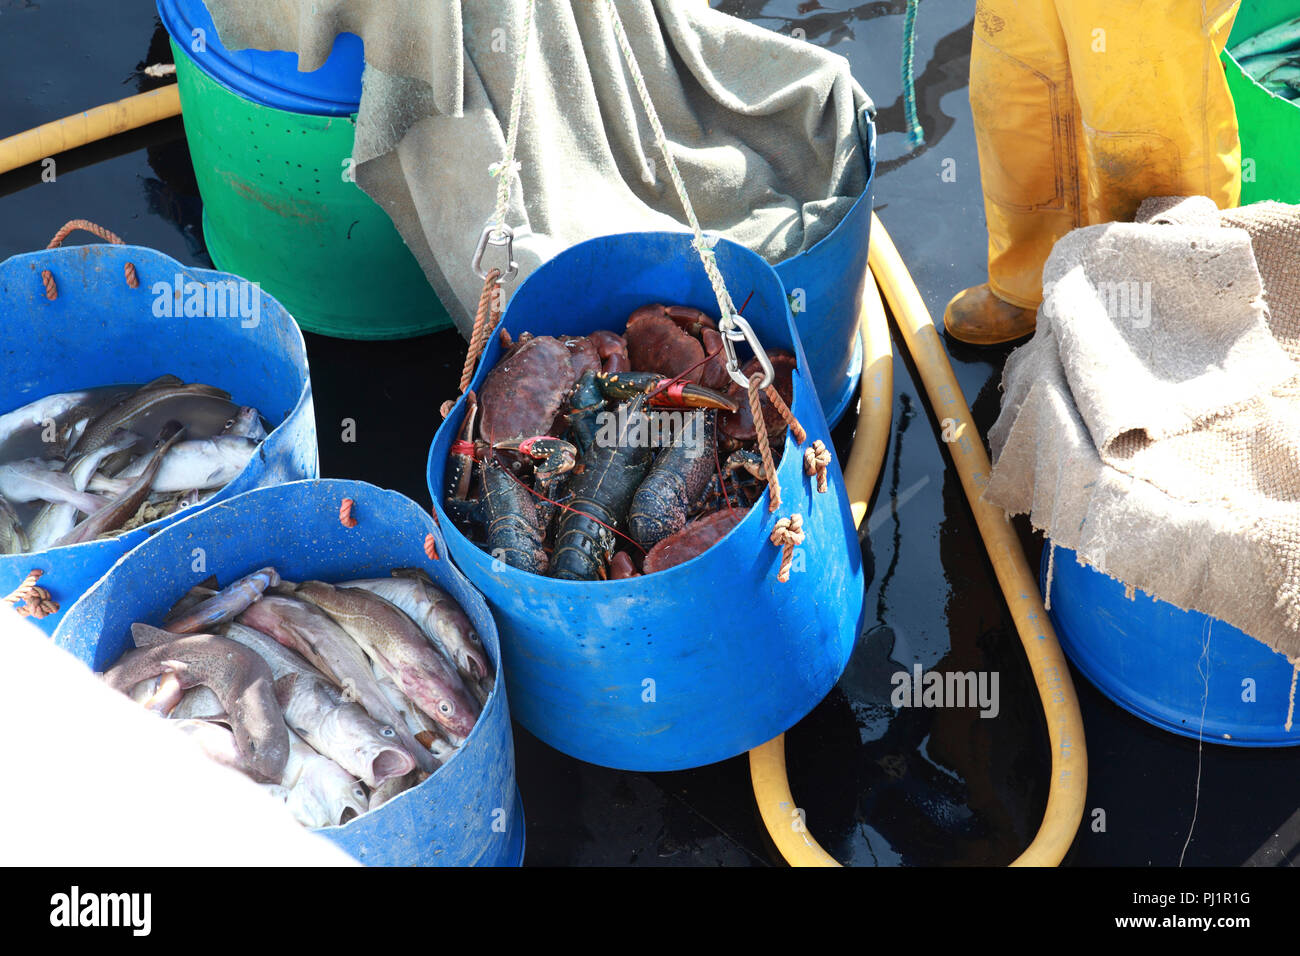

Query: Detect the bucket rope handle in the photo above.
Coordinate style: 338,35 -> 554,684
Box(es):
339,498 -> 358,528
455,0 -> 537,395
2,568 -> 59,619
41,219 -> 139,300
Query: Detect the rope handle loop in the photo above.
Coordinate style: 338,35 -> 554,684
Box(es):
2,569 -> 59,619
339,498 -> 358,528
41,219 -> 138,300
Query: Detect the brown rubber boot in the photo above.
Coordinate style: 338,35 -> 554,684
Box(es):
942,284 -> 1037,346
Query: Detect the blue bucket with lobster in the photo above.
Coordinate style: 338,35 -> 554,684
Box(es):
0,227 -> 317,634
1044,544 -> 1300,747
428,232 -> 865,772
773,109 -> 876,429
53,479 -> 525,866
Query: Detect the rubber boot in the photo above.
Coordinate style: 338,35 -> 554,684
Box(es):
942,284 -> 1036,346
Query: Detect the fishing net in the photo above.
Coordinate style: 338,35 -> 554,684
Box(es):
198,0 -> 872,335
986,196 -> 1300,659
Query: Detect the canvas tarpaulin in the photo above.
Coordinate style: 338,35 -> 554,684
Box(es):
199,0 -> 873,335
986,196 -> 1300,659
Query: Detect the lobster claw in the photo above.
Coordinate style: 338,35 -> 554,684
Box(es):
647,381 -> 738,412
596,371 -> 738,412
493,436 -> 578,481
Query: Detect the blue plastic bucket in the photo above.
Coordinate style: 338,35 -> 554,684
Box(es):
1043,544 -> 1300,747
428,232 -> 865,771
773,112 -> 876,428
0,241 -> 317,635
53,479 -> 525,866
157,0 -> 362,114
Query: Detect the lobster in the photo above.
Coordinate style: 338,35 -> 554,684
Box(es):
628,409 -> 718,551
550,396 -> 657,581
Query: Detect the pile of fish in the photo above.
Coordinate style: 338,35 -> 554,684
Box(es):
444,303 -> 795,580
0,375 -> 267,554
102,565 -> 492,828
1232,16 -> 1300,98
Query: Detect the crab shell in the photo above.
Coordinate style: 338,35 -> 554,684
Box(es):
478,334 -> 582,444
643,506 -> 747,575
625,304 -> 729,389
718,350 -> 798,442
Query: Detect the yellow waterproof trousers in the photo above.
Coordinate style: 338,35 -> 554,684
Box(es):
971,0 -> 1242,308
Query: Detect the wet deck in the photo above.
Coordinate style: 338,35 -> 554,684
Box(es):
2,0 -> 1297,866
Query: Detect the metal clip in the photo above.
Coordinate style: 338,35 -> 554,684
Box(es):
719,313 -> 773,390
471,224 -> 518,281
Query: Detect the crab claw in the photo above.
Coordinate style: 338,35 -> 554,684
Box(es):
492,436 -> 577,481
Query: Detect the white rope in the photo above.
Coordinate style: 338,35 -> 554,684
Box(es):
603,0 -> 738,325
488,0 -> 537,237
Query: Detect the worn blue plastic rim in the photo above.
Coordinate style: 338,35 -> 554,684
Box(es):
157,0 -> 362,114
1041,544 -> 1300,748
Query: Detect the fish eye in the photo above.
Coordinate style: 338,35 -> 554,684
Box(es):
224,419 -> 235,429
439,701 -> 454,716
380,726 -> 396,738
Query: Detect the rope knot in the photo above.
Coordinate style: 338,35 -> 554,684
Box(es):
803,439 -> 831,493
770,514 -> 805,584
2,569 -> 59,619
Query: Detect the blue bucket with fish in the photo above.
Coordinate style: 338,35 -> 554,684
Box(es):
772,110 -> 876,428
53,479 -> 525,866
1043,544 -> 1300,748
0,234 -> 317,634
428,231 -> 865,772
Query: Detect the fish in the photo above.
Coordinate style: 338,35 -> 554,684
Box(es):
67,382 -> 230,457
65,431 -> 143,497
114,435 -> 257,492
0,495 -> 27,555
237,595 -> 437,774
170,686 -> 225,720
280,730 -> 368,829
0,387 -> 127,450
53,422 -> 187,546
127,671 -> 185,715
273,673 -> 415,788
173,719 -> 251,775
292,581 -> 481,739
221,621 -> 416,787
161,567 -> 280,634
368,771 -> 423,811
1230,17 -> 1300,60
104,629 -> 288,782
338,568 -> 492,683
23,502 -> 76,554
222,406 -> 268,442
0,460 -> 107,514
1237,51 -> 1300,80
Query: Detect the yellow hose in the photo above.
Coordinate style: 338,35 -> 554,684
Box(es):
749,213 -> 1088,867
0,86 -> 181,178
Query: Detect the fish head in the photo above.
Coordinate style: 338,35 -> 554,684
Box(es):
325,706 -> 418,787
409,669 -> 481,740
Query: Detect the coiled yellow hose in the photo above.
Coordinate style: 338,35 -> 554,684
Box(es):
749,213 -> 1088,867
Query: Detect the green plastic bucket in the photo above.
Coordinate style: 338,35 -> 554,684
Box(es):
1223,0 -> 1300,204
169,38 -> 451,339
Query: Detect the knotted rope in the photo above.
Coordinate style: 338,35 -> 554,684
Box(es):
770,515 -> 805,584
804,439 -> 831,493
2,569 -> 58,619
458,267 -> 503,393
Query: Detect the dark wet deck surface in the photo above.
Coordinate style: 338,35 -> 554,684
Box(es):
3,0 -> 1297,866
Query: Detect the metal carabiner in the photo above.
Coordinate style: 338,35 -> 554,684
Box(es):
471,224 -> 519,281
719,313 -> 774,390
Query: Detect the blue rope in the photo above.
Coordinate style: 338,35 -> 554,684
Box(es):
902,0 -> 924,147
